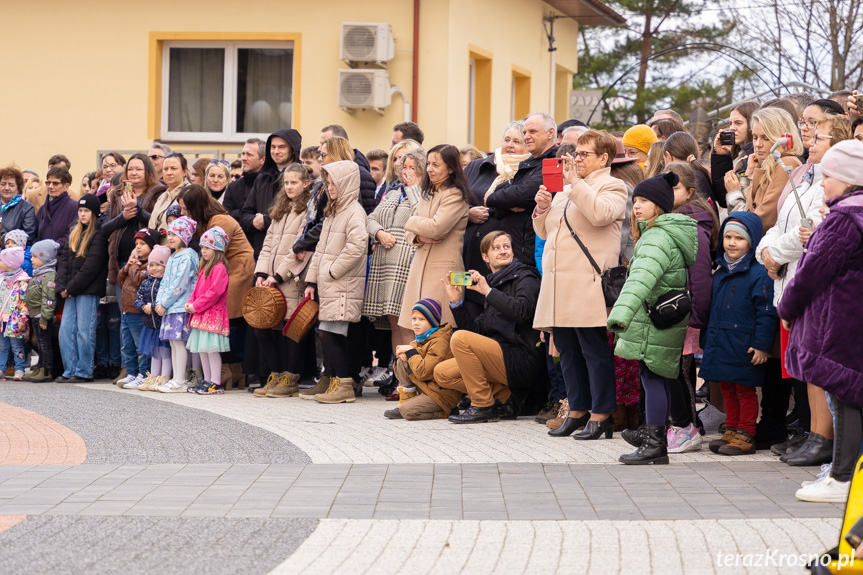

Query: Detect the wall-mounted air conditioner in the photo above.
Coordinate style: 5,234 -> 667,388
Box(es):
340,22 -> 394,64
338,69 -> 392,110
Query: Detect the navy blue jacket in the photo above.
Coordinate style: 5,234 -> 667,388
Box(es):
699,211 -> 778,386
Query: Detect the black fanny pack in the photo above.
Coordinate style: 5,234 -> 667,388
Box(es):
643,289 -> 691,329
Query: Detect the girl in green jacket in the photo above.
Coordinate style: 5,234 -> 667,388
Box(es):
607,173 -> 698,465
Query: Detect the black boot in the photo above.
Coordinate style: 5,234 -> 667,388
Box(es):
782,432 -> 833,466
621,425 -> 647,447
573,417 -> 614,440
770,427 -> 808,456
494,397 -> 518,420
619,424 -> 669,465
449,405 -> 499,424
547,413 -> 590,437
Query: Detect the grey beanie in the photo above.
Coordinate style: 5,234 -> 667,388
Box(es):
821,139 -> 863,187
4,229 -> 28,248
31,239 -> 59,263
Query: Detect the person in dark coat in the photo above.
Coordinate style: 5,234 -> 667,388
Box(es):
240,128 -> 302,258
0,165 -> 37,243
320,135 -> 377,214
223,138 -> 265,222
37,166 -> 79,247
436,231 -> 545,423
485,113 -> 558,268
55,194 -> 109,382
699,212 -> 777,456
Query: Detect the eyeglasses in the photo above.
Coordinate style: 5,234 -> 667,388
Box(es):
573,151 -> 599,160
149,154 -> 166,161
46,180 -> 64,187
231,174 -> 241,181
797,120 -> 818,130
102,163 -> 119,170
209,159 -> 230,166
811,133 -> 833,144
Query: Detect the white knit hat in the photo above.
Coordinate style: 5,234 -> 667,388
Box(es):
820,139 -> 863,187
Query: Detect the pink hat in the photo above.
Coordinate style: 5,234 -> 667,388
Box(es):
167,215 -> 197,246
821,139 -> 863,187
0,246 -> 24,270
148,245 -> 172,266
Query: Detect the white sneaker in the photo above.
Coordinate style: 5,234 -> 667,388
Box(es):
157,378 -> 188,393
801,463 -> 833,487
697,404 -> 726,432
795,475 -> 850,503
668,423 -> 703,453
117,373 -> 134,385
13,370 -> 24,381
122,375 -> 144,389
363,366 -> 387,387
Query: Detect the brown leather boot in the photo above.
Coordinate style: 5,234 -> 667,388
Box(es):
221,364 -> 234,390
299,376 -> 331,400
266,372 -> 300,398
229,363 -> 246,390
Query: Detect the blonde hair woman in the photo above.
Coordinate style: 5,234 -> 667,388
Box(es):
204,161 -> 231,204
386,139 -> 424,190
725,107 -> 802,230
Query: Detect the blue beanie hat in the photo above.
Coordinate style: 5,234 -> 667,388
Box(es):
412,298 -> 442,328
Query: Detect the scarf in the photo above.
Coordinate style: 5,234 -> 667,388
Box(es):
485,149 -> 531,198
32,259 -> 57,277
1,195 -> 22,214
724,252 -> 747,272
414,326 -> 440,344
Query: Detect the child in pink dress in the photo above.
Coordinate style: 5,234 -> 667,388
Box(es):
185,226 -> 230,395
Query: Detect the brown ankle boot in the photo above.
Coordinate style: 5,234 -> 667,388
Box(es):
221,364 -> 234,390
299,376 -> 331,400
315,377 -> 357,404
229,363 -> 246,390
267,372 -> 300,398
253,373 -> 279,397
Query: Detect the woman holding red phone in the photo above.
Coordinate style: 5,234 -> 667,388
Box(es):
532,130 -> 628,440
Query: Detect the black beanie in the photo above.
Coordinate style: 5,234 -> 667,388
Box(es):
78,193 -> 101,216
134,227 -> 164,251
632,172 -> 678,215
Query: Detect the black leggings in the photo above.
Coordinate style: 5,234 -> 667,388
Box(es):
319,329 -> 350,379
254,327 -> 304,375
668,354 -> 697,428
791,378 -> 811,431
831,394 -> 861,483
31,318 -> 53,370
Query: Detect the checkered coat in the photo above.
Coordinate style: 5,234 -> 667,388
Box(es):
362,185 -> 419,319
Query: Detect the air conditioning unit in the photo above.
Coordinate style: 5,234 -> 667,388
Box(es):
338,69 -> 392,110
340,22 -> 394,64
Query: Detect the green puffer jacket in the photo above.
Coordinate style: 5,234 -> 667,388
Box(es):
607,213 -> 698,378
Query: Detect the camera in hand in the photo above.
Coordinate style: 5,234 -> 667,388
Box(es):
449,271 -> 476,286
719,130 -> 736,146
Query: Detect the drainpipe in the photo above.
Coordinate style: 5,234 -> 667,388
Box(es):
412,0 -> 420,123
545,14 -> 560,117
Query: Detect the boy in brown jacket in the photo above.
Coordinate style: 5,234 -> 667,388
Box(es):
385,298 -> 459,420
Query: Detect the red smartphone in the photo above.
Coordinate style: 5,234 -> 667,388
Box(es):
542,158 -> 564,193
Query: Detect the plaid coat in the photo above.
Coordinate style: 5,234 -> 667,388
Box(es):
363,185 -> 419,319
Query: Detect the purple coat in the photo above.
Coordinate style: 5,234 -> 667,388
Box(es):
778,189 -> 863,407
678,202 -> 715,330
36,192 -> 79,247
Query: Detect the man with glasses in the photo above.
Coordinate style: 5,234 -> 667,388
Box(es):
230,160 -> 242,182
224,138 -> 265,224
36,167 -> 79,246
148,142 -> 172,181
485,112 -> 559,268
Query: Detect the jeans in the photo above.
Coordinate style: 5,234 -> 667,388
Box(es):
59,295 -> 99,378
0,336 -> 26,372
552,326 -> 616,414
95,301 -> 121,367
120,312 -> 148,377
546,346 -> 566,402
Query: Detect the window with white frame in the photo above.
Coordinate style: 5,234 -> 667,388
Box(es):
162,41 -> 294,141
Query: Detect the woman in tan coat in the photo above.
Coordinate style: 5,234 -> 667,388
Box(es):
533,130 -> 628,440
252,163 -> 314,398
399,144 -> 470,331
303,160 -> 369,404
179,184 -> 256,388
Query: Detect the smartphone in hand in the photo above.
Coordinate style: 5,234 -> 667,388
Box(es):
449,271 -> 475,286
542,158 -> 564,193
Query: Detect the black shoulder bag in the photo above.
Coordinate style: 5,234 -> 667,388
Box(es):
562,200 -> 628,307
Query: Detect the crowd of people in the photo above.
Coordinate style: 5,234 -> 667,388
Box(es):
3,93 -> 863,502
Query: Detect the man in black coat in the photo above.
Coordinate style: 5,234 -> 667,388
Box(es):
240,128 -> 302,258
485,112 -> 558,268
224,138 -> 265,223
436,231 -> 545,423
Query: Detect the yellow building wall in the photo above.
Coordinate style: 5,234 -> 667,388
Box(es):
0,0 -> 580,184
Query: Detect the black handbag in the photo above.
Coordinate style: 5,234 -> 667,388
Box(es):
562,201 -> 627,307
642,289 -> 692,329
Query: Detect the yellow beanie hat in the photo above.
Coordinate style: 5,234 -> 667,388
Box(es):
622,125 -> 658,154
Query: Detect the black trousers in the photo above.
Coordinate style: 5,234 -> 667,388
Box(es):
830,393 -> 861,483
320,329 -> 350,379
756,359 -> 791,443
31,318 -> 53,370
254,326 -> 305,375
668,354 -> 697,428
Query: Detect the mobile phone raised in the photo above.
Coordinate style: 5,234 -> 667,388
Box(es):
449,271 -> 475,286
542,158 -> 564,193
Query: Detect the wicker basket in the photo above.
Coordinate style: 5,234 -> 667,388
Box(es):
242,286 -> 287,329
282,296 -> 319,343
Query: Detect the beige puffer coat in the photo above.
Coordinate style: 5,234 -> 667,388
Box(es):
255,207 -> 307,319
306,161 -> 369,322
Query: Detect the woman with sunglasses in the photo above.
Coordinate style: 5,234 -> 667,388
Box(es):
204,160 -> 231,204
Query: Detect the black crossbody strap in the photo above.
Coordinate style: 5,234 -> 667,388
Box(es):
562,200 -> 602,276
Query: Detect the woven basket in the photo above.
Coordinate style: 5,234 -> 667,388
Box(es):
242,286 -> 287,329
282,296 -> 319,343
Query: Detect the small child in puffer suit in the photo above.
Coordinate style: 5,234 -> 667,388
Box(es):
384,298 -> 458,421
24,240 -> 59,382
133,245 -> 172,390
0,247 -> 30,381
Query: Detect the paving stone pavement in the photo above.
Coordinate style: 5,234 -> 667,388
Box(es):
0,381 -> 847,574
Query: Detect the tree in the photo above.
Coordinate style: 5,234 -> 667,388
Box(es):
574,0 -> 740,128
725,0 -> 863,92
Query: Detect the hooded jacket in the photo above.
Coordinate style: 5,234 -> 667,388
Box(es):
36,192 -> 79,247
223,169 -> 259,222
451,259 -> 545,393
608,213 -> 698,378
779,190 -> 863,407
676,201 -> 715,331
305,161 -> 368,322
698,212 -> 778,386
240,128 -> 302,257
